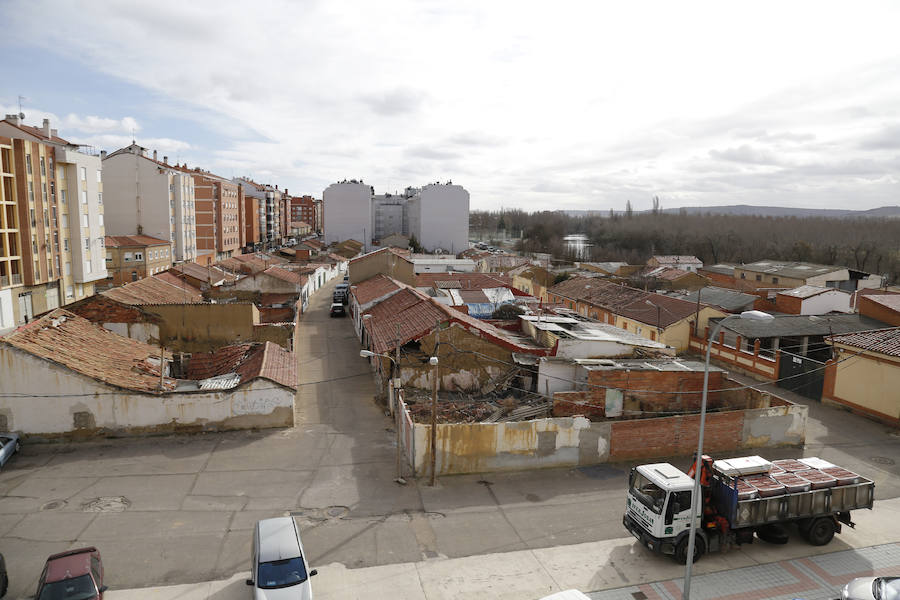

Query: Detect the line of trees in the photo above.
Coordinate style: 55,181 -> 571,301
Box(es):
470,209 -> 900,284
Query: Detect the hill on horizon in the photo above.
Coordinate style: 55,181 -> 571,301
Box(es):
560,205 -> 900,218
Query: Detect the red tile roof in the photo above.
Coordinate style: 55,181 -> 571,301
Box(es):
184,342 -> 297,390
103,274 -> 204,305
169,262 -> 237,284
1,309 -> 174,392
105,235 -> 170,248
351,274 -> 403,306
415,272 -> 513,289
263,266 -> 307,286
616,294 -> 703,328
830,327 -> 900,358
3,121 -> 70,145
362,287 -> 547,355
548,277 -> 648,310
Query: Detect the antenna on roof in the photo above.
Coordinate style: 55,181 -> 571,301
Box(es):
17,95 -> 26,120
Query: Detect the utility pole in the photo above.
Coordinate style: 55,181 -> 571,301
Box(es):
394,324 -> 405,484
429,325 -> 440,486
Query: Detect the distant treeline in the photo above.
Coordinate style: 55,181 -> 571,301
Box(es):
470,209 -> 900,284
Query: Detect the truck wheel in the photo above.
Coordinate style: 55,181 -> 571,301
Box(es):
805,517 -> 835,546
674,536 -> 705,564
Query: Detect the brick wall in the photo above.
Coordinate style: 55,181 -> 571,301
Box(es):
609,410 -> 744,461
775,293 -> 803,314
858,295 -> 900,326
592,368 -> 725,413
68,296 -> 152,325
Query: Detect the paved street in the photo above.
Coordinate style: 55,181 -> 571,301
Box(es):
1,276 -> 899,599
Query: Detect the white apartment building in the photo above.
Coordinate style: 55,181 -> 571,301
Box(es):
323,180 -> 373,249
102,144 -> 197,262
324,181 -> 468,253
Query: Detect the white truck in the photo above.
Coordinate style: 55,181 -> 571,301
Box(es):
623,455 -> 875,563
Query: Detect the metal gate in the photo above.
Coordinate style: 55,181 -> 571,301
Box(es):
778,351 -> 826,400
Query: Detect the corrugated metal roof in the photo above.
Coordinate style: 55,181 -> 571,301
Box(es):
719,314 -> 889,338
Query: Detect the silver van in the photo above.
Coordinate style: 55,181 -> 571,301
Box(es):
247,517 -> 317,599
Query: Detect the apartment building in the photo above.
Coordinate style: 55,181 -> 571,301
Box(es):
102,144 -> 197,262
243,195 -> 260,250
0,116 -> 108,326
289,195 -> 318,233
324,180 -> 468,253
235,177 -> 282,245
103,234 -> 172,287
180,170 -> 243,264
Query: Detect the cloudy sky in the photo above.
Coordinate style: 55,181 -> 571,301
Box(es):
2,0 -> 899,212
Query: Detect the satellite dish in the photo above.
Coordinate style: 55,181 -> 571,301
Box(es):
18,112 -> 25,119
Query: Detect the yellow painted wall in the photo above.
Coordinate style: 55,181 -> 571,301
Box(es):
832,348 -> 900,422
615,306 -> 724,353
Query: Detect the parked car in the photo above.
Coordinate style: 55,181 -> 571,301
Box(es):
1,552 -> 7,598
247,517 -> 317,598
343,274 -> 349,282
330,302 -> 346,317
0,433 -> 20,469
841,576 -> 900,600
35,547 -> 106,600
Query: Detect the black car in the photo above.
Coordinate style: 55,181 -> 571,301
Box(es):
330,302 -> 346,317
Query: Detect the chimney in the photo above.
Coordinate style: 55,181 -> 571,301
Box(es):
4,114 -> 20,126
50,128 -> 58,138
42,118 -> 51,138
163,156 -> 168,165
100,150 -> 107,160
153,150 -> 158,161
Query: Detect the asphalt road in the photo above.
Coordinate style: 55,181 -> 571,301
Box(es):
1,277 -> 899,598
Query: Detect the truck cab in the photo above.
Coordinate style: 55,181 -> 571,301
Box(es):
624,463 -> 698,556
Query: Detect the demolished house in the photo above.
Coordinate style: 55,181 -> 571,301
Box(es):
0,310 -> 297,435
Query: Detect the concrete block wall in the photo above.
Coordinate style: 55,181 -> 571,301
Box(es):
409,399 -> 806,476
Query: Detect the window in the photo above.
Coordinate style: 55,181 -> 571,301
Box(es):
76,283 -> 83,297
64,239 -> 69,251
134,252 -> 143,261
43,209 -> 49,226
80,167 -> 86,181
772,277 -> 779,284
40,156 -> 46,176
84,238 -> 90,250
81,190 -> 88,204
30,208 -> 36,228
96,169 -> 102,182
755,275 -> 762,281
65,285 -> 74,298
98,214 -> 104,226
60,189 -> 67,203
106,251 -> 112,262
42,183 -> 48,202
28,182 -> 35,203
98,192 -> 103,204
131,271 -> 138,281
61,214 -> 68,228
124,252 -> 132,262
81,214 -> 88,227
85,261 -> 92,274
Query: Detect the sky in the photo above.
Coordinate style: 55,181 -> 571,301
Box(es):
2,0 -> 899,212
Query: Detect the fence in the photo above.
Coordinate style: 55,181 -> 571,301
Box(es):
689,328 -> 780,381
404,396 -> 806,477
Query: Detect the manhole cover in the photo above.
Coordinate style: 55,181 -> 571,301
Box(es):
82,496 -> 131,512
872,456 -> 895,465
41,500 -> 66,511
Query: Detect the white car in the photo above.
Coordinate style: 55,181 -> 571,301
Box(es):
842,576 -> 900,600
247,517 -> 317,599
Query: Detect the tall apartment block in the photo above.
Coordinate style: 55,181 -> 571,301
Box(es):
324,180 -> 468,253
180,170 -> 243,264
289,195 -> 319,232
102,144 -> 197,263
323,181 -> 373,249
235,178 -> 282,246
0,116 -> 108,327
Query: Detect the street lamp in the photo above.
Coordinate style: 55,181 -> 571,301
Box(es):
683,309 -> 774,599
360,349 -> 406,485
644,299 -> 662,339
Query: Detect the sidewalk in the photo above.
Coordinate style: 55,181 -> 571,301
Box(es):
105,497 -> 900,600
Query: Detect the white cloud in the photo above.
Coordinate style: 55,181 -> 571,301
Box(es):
5,0 -> 900,210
